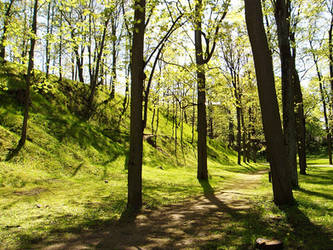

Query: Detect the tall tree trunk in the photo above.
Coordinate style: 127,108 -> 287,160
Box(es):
110,16 -> 117,99
86,18 -> 109,118
45,1 -> 53,77
8,0 -> 38,159
274,0 -> 298,187
236,103 -> 242,165
329,13 -> 333,162
312,51 -> 333,164
208,101 -> 214,139
227,108 -> 234,148
195,0 -> 208,180
59,15 -> 63,81
329,14 -> 333,111
241,106 -> 246,163
0,0 -> 15,61
191,89 -> 195,144
290,33 -> 307,174
127,0 -> 145,211
244,0 -> 294,205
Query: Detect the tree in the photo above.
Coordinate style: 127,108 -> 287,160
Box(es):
127,0 -> 145,211
244,0 -> 294,205
194,0 -> 228,180
0,0 -> 15,61
7,0 -> 38,160
309,39 -> 333,164
289,3 -> 307,174
273,0 -> 298,187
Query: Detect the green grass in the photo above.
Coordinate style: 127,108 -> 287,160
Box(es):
0,61 -> 264,248
0,62 -> 332,249
199,165 -> 333,250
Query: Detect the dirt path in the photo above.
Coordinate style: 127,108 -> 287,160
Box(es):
42,169 -> 268,250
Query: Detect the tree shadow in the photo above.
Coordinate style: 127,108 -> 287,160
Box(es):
296,187 -> 333,201
280,204 -> 333,248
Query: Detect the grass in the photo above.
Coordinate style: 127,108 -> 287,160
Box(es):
0,62 -> 332,249
200,165 -> 333,249
0,61 -> 264,248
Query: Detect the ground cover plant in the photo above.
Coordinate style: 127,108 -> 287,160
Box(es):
0,62 -> 332,249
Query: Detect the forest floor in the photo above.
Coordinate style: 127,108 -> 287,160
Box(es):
34,169 -> 268,249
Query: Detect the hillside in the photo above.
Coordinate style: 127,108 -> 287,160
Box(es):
0,62 -> 262,248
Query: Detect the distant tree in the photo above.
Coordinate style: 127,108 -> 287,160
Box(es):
244,0 -> 294,205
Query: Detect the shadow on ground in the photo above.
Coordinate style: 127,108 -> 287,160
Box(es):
20,171 -> 333,250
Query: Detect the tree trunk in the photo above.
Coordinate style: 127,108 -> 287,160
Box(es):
59,16 -> 63,81
0,0 -> 15,61
236,104 -> 242,165
191,90 -> 195,144
10,0 -> 38,157
290,35 -> 307,174
127,0 -> 145,211
227,108 -> 234,148
241,106 -> 247,163
274,0 -> 298,187
45,1 -> 53,77
86,19 -> 109,118
195,0 -> 208,180
244,0 -> 294,205
110,16 -> 117,99
310,42 -> 333,164
329,14 -> 333,162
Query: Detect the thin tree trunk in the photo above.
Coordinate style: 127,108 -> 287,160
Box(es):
329,13 -> 333,162
127,0 -> 145,211
241,106 -> 247,163
227,108 -> 234,148
236,104 -> 242,165
290,35 -> 307,174
59,15 -> 63,81
7,0 -> 38,160
191,89 -> 195,144
0,0 -> 15,61
244,0 -> 294,205
312,51 -> 332,164
86,18 -> 109,118
110,16 -> 117,99
45,1 -> 53,77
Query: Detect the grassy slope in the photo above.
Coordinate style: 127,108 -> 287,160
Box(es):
0,62 -> 263,248
0,62 -> 332,249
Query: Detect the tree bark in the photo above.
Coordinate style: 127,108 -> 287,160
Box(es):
45,1 -> 54,77
127,0 -> 145,211
274,0 -> 298,187
236,102 -> 242,165
290,32 -> 307,174
0,0 -> 15,61
195,0 -> 208,180
244,0 -> 294,205
9,0 -> 38,159
312,51 -> 332,164
86,18 -> 109,118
